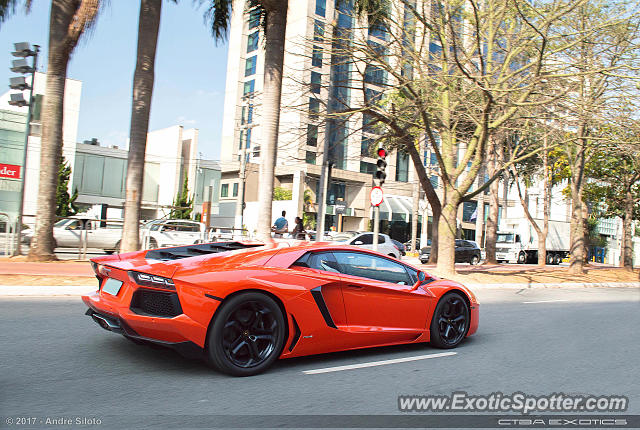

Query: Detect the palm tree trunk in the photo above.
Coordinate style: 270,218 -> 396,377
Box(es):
121,0 -> 162,253
255,0 -> 287,242
621,190 -> 634,270
437,191 -> 460,277
28,0 -> 99,261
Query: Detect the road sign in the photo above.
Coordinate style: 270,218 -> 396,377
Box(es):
370,186 -> 384,206
334,201 -> 347,215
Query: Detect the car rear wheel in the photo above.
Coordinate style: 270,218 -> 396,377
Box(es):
553,254 -> 562,265
429,292 -> 469,349
469,255 -> 479,265
207,292 -> 286,376
517,252 -> 527,264
546,253 -> 554,265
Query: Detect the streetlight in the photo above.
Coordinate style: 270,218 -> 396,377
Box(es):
8,42 -> 39,255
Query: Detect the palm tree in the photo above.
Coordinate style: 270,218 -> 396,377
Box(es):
120,0 -> 233,252
120,0 -> 163,253
26,0 -> 100,261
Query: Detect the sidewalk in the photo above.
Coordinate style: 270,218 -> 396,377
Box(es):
0,260 -> 93,277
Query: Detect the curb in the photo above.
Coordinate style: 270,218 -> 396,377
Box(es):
1,282 -> 639,297
0,285 -> 96,296
466,282 -> 640,290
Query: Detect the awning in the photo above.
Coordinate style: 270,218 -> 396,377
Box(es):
371,195 -> 432,222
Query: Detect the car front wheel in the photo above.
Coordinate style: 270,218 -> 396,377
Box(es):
207,292 -> 286,376
429,292 -> 470,349
469,255 -> 479,265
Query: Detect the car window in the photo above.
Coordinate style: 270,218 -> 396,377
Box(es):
333,252 -> 411,285
176,223 -> 199,232
66,220 -> 82,230
353,234 -> 373,245
455,240 -> 464,247
464,241 -> 477,248
406,266 -> 418,284
292,252 -> 340,273
378,235 -> 386,243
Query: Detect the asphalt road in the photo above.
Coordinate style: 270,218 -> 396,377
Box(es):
1,287 -> 638,429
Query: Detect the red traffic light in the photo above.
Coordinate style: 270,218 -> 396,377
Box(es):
377,148 -> 387,158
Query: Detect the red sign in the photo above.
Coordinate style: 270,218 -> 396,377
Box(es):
370,186 -> 384,206
0,163 -> 21,179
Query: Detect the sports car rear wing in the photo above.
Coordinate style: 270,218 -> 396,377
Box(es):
144,242 -> 263,261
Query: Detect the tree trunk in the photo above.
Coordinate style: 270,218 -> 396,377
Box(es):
484,139 -> 502,265
437,191 -> 460,277
410,181 -> 419,252
404,134 -> 441,263
121,0 -> 161,253
255,1 -> 288,242
569,169 -> 585,274
621,190 -> 634,270
28,0 -> 81,261
538,142 -> 550,266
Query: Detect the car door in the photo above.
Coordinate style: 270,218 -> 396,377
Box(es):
55,219 -> 83,248
289,251 -> 347,327
454,240 -> 466,262
333,251 -> 430,334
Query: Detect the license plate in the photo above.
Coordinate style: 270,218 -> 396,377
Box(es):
102,278 -> 123,296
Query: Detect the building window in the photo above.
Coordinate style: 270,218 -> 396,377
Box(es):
248,9 -> 260,29
238,130 -> 244,150
462,201 -> 478,223
221,183 -> 229,198
306,151 -> 316,164
312,45 -> 323,67
364,65 -> 386,86
430,152 -> 438,165
243,80 -> 255,95
368,21 -> 388,40
310,71 -> 322,94
241,105 -> 253,125
360,161 -> 375,174
361,136 -> 374,156
245,56 -> 257,76
245,128 -> 252,149
309,98 -> 320,120
232,183 -> 239,197
313,20 -> 324,41
307,124 -> 318,146
247,31 -> 259,53
396,151 -> 409,182
315,0 -> 326,17
430,175 -> 438,189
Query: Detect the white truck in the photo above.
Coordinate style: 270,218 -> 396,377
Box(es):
495,218 -> 570,264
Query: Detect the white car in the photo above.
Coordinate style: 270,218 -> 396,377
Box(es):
23,218 -> 123,253
331,232 -> 402,259
142,220 -> 206,249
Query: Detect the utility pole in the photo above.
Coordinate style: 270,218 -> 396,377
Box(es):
8,43 -> 39,255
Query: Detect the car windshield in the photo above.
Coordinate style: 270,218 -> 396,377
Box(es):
54,219 -> 69,227
332,233 -> 356,242
497,233 -> 515,243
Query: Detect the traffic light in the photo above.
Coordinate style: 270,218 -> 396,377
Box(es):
375,147 -> 387,186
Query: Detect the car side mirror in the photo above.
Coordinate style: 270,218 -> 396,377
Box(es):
412,270 -> 429,290
353,240 -> 363,245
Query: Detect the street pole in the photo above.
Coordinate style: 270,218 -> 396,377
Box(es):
372,204 -> 380,251
234,144 -> 248,235
14,45 -> 39,255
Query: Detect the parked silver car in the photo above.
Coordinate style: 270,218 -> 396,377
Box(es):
331,232 -> 402,259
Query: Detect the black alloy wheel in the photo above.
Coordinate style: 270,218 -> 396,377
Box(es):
470,255 -> 480,265
207,292 -> 286,376
430,292 -> 469,349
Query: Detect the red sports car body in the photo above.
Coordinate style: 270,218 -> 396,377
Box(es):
82,241 -> 479,375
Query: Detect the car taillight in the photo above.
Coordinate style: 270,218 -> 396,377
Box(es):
128,271 -> 175,290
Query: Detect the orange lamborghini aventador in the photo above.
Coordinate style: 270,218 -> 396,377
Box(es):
82,241 -> 479,376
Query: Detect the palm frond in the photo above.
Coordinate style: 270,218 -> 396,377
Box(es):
198,0 -> 234,43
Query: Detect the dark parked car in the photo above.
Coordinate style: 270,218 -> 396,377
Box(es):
391,239 -> 406,256
420,239 -> 481,265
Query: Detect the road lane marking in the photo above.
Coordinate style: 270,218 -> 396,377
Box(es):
303,352 -> 457,375
522,299 -> 569,304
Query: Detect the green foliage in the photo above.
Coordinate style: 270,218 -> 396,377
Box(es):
303,213 -> 316,230
56,159 -> 78,217
170,177 -> 193,219
273,186 -> 292,201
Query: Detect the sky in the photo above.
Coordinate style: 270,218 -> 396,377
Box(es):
0,0 -> 229,160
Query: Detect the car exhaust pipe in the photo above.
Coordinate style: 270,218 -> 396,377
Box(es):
90,312 -> 121,332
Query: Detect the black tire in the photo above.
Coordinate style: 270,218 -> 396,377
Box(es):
517,252 -> 527,264
469,255 -> 480,265
148,238 -> 158,249
207,292 -> 286,376
429,292 -> 470,349
553,254 -> 562,265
